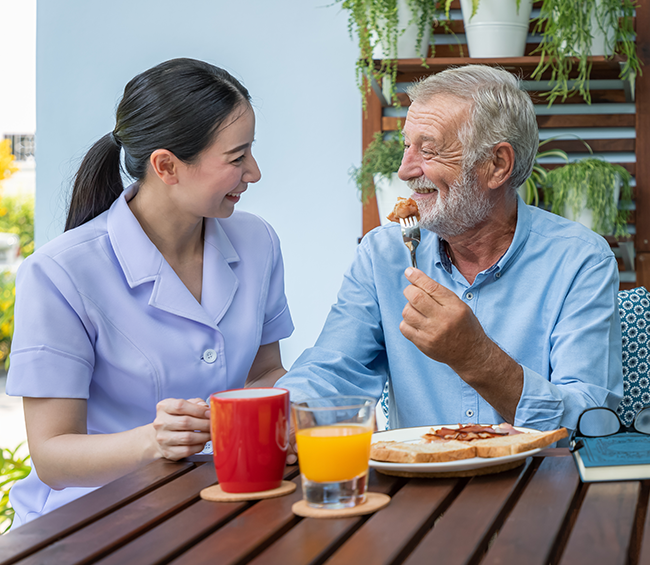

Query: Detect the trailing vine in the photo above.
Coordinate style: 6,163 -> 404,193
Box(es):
531,0 -> 642,105
544,158 -> 632,236
336,0 -> 443,108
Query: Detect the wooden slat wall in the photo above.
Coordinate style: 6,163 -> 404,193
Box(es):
362,0 -> 648,291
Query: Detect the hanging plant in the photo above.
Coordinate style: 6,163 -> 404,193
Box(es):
543,158 -> 632,236
351,130 -> 404,203
335,0 -> 443,107
522,136 -> 592,207
531,0 -> 642,105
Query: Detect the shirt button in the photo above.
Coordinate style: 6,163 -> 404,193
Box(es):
202,349 -> 217,364
495,272 -> 501,279
465,409 -> 474,417
465,292 -> 474,300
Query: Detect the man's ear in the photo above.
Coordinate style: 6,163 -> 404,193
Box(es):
149,149 -> 181,185
486,142 -> 515,190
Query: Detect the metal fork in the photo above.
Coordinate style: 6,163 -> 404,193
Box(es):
399,216 -> 421,269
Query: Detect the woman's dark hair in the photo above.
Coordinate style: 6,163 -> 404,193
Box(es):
65,58 -> 251,231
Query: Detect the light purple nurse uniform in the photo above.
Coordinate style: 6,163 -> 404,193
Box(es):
6,183 -> 294,527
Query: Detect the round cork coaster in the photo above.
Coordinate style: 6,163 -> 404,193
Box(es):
374,458 -> 525,479
291,492 -> 391,519
200,480 -> 296,502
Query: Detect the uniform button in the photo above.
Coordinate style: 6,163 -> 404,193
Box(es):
202,349 -> 217,364
465,409 -> 474,417
465,292 -> 474,300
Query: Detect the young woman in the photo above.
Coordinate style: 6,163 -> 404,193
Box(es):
6,58 -> 294,527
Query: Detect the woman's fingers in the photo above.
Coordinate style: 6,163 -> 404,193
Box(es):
153,398 -> 212,459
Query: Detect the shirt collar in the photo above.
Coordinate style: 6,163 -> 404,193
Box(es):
432,195 -> 532,277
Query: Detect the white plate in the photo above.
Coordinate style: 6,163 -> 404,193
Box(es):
369,425 -> 541,474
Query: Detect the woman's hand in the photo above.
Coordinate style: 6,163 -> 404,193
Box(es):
287,425 -> 298,465
152,397 -> 211,460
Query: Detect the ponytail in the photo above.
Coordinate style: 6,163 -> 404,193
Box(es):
65,133 -> 124,231
65,58 -> 251,232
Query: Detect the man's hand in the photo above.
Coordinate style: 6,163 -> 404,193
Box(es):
400,267 -> 490,372
399,267 -> 523,422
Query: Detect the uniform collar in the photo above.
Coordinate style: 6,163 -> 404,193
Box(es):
107,183 -> 240,327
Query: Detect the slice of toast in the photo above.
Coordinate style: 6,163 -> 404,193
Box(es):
370,427 -> 568,464
370,439 -> 477,463
472,428 -> 568,458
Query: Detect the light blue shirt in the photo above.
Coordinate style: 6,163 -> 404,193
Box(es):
278,198 -> 622,432
6,183 -> 294,526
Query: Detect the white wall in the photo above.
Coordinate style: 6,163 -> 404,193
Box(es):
0,0 -> 36,135
36,0 -> 362,367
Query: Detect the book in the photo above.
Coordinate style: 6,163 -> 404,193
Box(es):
572,432 -> 650,482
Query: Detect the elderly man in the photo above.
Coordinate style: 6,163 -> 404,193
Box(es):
277,65 -> 622,433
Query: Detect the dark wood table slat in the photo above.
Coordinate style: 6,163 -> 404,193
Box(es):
481,456 -> 581,565
0,459 -> 196,565
245,471 -> 405,565
558,481 -> 641,565
93,499 -> 248,565
13,462 -> 217,565
4,450 -> 648,565
324,477 -> 463,565
403,460 -> 533,565
92,465 -> 300,565
168,476 -> 304,565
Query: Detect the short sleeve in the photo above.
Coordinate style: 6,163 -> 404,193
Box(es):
6,254 -> 96,399
259,221 -> 293,345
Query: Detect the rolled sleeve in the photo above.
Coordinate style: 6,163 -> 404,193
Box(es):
515,255 -> 623,431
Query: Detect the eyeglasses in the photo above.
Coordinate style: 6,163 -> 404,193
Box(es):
570,406 -> 650,452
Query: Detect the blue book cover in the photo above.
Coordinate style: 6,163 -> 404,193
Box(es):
579,433 -> 650,468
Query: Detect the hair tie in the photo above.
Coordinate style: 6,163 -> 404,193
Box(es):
110,132 -> 122,147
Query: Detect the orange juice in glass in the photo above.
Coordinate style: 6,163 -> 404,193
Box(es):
292,396 -> 375,509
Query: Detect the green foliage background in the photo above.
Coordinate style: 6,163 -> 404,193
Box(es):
0,192 -> 34,533
1,444 -> 31,534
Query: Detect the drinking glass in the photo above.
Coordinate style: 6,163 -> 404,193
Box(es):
292,396 -> 375,509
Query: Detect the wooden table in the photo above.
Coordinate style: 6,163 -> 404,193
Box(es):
0,449 -> 647,565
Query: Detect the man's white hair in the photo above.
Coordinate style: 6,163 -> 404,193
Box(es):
407,65 -> 538,192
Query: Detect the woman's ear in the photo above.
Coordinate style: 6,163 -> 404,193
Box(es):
149,149 -> 180,185
486,142 -> 515,190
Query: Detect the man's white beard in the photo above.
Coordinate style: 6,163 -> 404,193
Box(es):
407,168 -> 494,239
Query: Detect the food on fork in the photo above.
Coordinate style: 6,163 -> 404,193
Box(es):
387,197 -> 420,223
370,424 -> 567,464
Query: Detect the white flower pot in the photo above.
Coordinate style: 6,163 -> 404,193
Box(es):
374,173 -> 412,226
563,178 -> 621,235
372,0 -> 432,60
460,0 -> 534,58
559,0 -> 615,57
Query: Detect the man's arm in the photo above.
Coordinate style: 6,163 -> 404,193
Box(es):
400,267 -> 523,423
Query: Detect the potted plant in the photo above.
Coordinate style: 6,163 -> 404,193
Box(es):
454,0 -> 534,58
334,0 -> 442,106
352,131 -> 409,224
531,0 -> 641,105
543,158 -> 633,237
521,136 -> 593,206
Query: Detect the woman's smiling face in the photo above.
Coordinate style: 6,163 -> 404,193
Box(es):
174,103 -> 261,219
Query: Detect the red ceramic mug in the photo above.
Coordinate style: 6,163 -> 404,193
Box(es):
210,387 -> 290,493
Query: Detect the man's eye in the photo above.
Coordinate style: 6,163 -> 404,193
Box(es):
232,155 -> 245,164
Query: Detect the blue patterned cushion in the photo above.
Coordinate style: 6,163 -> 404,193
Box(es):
617,286 -> 650,425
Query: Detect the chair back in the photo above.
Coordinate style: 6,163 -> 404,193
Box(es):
617,287 -> 650,425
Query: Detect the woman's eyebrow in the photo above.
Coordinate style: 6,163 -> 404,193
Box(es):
224,143 -> 250,155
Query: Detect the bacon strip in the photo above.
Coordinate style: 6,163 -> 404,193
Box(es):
422,423 -> 524,443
